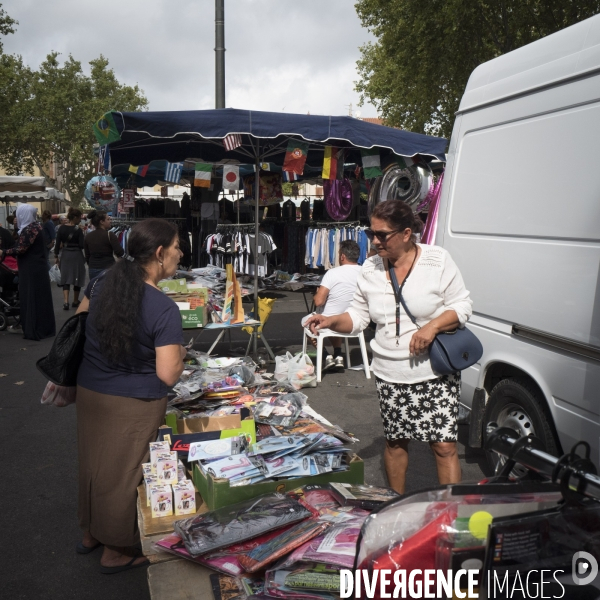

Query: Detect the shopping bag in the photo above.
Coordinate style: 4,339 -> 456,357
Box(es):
288,352 -> 317,390
40,381 -> 77,407
49,264 -> 61,284
274,352 -> 293,382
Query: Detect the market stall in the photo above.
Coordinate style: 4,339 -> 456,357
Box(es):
94,108 -> 447,354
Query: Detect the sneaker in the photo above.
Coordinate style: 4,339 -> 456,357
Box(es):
334,355 -> 345,370
7,325 -> 22,334
322,355 -> 335,372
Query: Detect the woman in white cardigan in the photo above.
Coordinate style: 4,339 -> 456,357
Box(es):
305,200 -> 473,494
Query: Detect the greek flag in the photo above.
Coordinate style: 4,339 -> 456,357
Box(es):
164,161 -> 183,184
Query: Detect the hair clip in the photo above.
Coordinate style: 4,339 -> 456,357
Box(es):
125,254 -> 135,262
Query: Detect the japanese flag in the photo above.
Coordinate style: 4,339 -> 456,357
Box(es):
222,165 -> 240,190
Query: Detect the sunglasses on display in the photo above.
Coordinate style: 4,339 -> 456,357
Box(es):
365,229 -> 401,242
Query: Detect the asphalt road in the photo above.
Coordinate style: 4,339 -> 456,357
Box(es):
0,281 -> 486,600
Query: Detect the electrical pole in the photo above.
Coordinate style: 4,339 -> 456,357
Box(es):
215,0 -> 225,109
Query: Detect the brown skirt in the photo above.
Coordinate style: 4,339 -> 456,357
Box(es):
76,385 -> 167,547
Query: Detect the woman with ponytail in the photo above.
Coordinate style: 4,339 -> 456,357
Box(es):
74,219 -> 185,574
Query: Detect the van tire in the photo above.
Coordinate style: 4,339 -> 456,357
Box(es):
483,378 -> 559,476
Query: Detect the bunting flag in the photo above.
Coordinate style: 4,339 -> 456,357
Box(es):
97,145 -> 111,174
361,148 -> 383,178
283,140 -> 309,175
128,164 -> 149,177
397,156 -> 415,169
222,165 -> 240,190
194,162 -> 212,188
164,161 -> 184,184
282,170 -> 299,182
322,146 -> 345,180
93,111 -> 121,145
223,133 -> 242,151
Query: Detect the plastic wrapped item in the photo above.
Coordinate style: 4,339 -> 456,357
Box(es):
355,483 -> 564,599
287,485 -> 341,514
288,353 -> 317,390
254,395 -> 304,427
265,562 -> 339,599
328,483 -> 399,510
238,518 -> 331,573
229,363 -> 256,386
40,381 -> 77,407
274,352 -> 293,382
173,493 -> 312,556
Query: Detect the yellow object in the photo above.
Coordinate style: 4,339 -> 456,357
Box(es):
468,511 -> 493,539
242,297 -> 275,334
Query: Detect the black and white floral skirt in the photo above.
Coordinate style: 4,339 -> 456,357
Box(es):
376,373 -> 461,442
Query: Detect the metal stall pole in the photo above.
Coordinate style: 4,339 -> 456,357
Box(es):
253,148 -> 260,356
215,0 -> 225,109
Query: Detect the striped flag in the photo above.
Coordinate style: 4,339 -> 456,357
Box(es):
128,164 -> 149,177
97,145 -> 111,174
223,134 -> 242,151
194,162 -> 212,188
360,149 -> 382,178
164,162 -> 183,184
322,146 -> 344,180
397,156 -> 415,169
282,171 -> 299,182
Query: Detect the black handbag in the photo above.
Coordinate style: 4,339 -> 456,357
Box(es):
36,277 -> 100,386
388,260 -> 483,375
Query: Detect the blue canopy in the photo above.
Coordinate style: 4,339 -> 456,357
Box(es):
107,108 -> 447,170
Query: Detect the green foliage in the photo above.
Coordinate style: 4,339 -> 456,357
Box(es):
281,182 -> 294,196
0,50 -> 147,204
0,3 -> 17,53
355,0 -> 600,139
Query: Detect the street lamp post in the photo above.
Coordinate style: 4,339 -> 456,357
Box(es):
215,0 -> 225,109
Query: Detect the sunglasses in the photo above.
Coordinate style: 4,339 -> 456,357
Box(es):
365,228 -> 401,242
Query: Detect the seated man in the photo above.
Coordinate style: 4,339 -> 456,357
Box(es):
302,240 -> 362,371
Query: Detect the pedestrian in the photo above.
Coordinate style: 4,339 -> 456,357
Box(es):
84,210 -> 124,281
54,207 -> 86,310
305,200 -> 473,494
74,218 -> 185,573
41,210 -> 56,270
0,204 -> 56,340
301,240 -> 362,372
6,214 -> 19,242
0,221 -> 14,251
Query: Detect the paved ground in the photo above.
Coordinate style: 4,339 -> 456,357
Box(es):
0,281 -> 486,600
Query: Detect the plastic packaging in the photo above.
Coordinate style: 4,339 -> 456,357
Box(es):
173,493 -> 312,556
40,381 -> 76,407
288,353 -> 317,390
238,518 -> 331,573
49,264 -> 61,284
265,562 -> 339,599
328,483 -> 399,510
274,352 -> 293,382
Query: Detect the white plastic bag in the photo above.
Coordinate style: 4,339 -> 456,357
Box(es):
287,352 -> 317,389
274,351 -> 293,382
49,264 -> 61,284
40,381 -> 76,407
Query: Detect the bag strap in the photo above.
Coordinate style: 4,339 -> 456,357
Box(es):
387,250 -> 419,345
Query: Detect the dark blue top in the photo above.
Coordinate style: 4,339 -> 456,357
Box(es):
78,280 -> 184,399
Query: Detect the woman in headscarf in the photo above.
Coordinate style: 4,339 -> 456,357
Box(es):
0,204 -> 56,340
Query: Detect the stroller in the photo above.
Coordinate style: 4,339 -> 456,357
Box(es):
0,256 -> 19,330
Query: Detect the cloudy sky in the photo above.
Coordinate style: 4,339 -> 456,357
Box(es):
2,0 -> 379,118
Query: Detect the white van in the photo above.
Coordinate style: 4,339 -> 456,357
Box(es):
436,14 -> 600,471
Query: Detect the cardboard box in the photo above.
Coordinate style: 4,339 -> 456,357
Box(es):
193,453 -> 365,511
150,485 -> 173,518
181,306 -> 208,329
173,480 -> 196,516
177,412 -> 249,435
156,451 -> 179,485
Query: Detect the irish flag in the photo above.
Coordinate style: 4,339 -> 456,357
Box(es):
194,163 -> 212,188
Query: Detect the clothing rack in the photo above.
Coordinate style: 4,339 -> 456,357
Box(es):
216,223 -> 256,230
312,220 -> 361,227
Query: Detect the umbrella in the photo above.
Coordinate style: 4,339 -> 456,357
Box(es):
101,108 -> 447,354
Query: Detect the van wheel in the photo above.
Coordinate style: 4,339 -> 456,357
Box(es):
0,313 -> 7,331
483,378 -> 558,477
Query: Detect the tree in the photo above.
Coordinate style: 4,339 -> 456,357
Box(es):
0,51 -> 147,204
355,0 -> 600,139
0,2 -> 17,53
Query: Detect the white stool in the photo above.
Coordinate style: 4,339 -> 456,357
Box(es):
302,329 -> 371,383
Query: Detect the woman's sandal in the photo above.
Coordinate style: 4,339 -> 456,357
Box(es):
100,555 -> 149,575
63,303 -> 70,310
72,301 -> 81,308
76,541 -> 102,555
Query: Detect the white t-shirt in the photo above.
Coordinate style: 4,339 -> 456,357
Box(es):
320,264 -> 362,316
